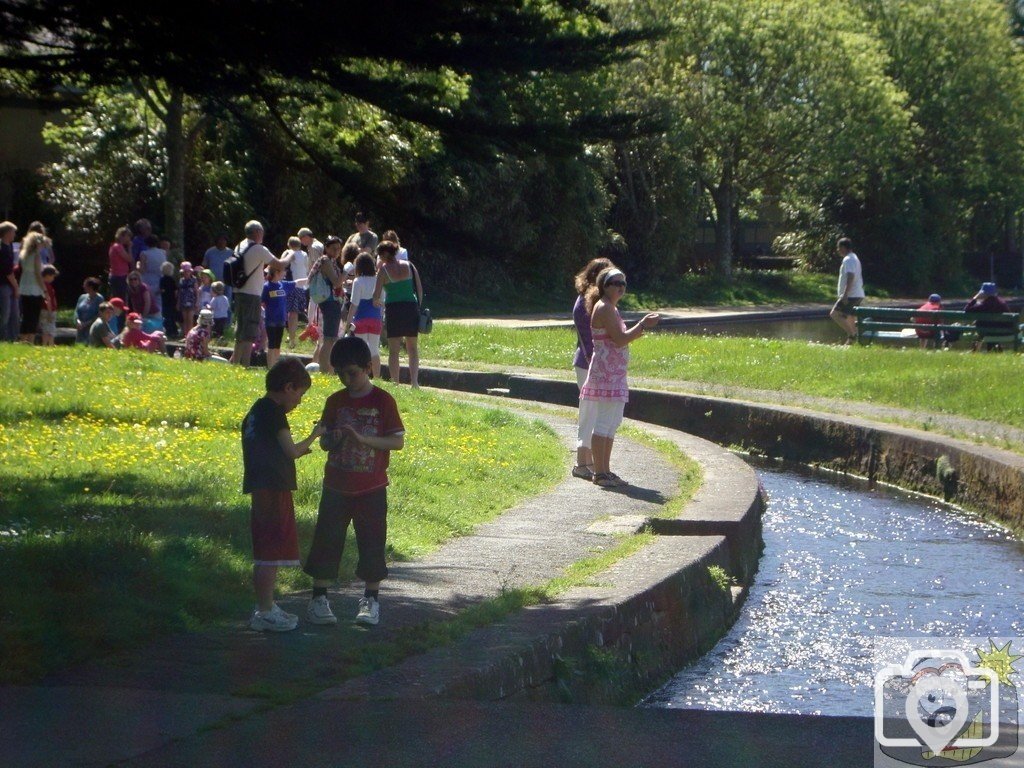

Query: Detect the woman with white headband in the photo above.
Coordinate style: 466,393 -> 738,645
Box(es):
578,267 -> 660,488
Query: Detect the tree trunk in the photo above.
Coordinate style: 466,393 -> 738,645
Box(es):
712,184 -> 734,278
164,87 -> 186,264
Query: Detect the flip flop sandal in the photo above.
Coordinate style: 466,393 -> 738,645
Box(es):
572,465 -> 595,481
592,472 -> 617,488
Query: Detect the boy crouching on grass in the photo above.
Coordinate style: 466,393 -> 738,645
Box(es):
242,358 -> 325,632
305,337 -> 405,627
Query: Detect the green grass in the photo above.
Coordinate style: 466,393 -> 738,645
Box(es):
423,324 -> 1024,431
0,345 -> 565,682
232,432 -> 705,703
429,269 -> 846,317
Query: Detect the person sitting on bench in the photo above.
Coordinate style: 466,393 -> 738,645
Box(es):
965,282 -> 1012,351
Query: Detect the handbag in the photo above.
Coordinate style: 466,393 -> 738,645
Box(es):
408,260 -> 432,334
418,306 -> 432,334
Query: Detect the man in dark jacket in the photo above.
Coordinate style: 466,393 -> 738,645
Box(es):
965,282 -> 1013,351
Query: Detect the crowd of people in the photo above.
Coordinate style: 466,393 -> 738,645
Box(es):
0,213 -> 428,378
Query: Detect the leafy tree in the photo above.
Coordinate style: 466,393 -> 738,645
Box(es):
848,0 -> 1024,289
610,0 -> 907,277
0,1 -> 653,195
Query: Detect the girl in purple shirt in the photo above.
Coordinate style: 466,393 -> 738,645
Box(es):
571,257 -> 614,481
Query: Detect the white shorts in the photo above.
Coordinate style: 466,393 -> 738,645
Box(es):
356,332 -> 380,358
575,366 -> 587,390
576,398 -> 625,449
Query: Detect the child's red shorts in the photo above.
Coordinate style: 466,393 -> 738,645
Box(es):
250,490 -> 300,566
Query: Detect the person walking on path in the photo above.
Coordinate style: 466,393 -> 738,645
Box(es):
579,267 -> 659,488
373,240 -> 422,387
305,337 -> 405,627
571,257 -> 614,481
242,359 -> 325,632
828,237 -> 864,342
231,220 -> 286,367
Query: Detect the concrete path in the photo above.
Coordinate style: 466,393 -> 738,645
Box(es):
120,698 -> 875,768
438,298 -> 922,329
0,405 -> 680,767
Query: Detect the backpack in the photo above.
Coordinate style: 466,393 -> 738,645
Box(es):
223,242 -> 260,289
307,256 -> 334,304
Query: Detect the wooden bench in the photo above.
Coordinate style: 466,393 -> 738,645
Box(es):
854,306 -> 1021,350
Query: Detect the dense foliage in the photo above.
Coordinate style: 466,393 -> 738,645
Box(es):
3,0 -> 1024,293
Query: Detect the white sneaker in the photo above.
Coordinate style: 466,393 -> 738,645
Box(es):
250,607 -> 298,632
272,603 -> 298,622
306,595 -> 338,625
355,596 -> 380,626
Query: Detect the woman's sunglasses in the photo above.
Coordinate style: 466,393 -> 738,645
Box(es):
606,280 -> 626,288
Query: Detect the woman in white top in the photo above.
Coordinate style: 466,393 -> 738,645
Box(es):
18,231 -> 46,342
137,235 -> 168,314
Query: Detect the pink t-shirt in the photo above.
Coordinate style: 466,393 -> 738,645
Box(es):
122,327 -> 163,352
109,243 -> 132,278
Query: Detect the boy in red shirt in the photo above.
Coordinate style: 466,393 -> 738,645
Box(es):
304,336 -> 405,626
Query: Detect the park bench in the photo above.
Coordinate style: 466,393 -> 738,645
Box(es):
854,306 -> 1022,350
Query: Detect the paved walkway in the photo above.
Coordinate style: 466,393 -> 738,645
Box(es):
438,298 -> 925,328
1,405 -> 680,767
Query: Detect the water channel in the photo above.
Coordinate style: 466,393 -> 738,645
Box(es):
661,317 -> 848,343
644,461 -> 1024,717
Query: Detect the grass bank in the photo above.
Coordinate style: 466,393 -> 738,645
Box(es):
430,270 -> 846,317
422,324 -> 1024,430
0,345 -> 565,682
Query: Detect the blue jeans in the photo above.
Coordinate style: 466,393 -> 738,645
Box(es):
0,284 -> 18,341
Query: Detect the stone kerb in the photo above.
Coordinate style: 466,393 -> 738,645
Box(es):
616,387 -> 1024,536
416,366 -> 1023,537
319,416 -> 764,705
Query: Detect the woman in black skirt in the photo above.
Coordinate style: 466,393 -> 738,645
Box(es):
373,240 -> 423,387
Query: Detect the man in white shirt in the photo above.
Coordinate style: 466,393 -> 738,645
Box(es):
829,237 -> 865,341
290,227 -> 322,347
232,220 -> 286,366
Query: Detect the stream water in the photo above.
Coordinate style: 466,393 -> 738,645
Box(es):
644,463 -> 1024,717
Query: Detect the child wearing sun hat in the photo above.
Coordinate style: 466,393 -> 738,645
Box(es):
121,311 -> 167,354
184,308 -> 227,362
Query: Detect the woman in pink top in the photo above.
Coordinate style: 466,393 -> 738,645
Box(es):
108,226 -> 133,300
579,268 -> 659,488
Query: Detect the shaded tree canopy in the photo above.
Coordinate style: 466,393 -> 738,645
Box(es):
0,0 -> 657,160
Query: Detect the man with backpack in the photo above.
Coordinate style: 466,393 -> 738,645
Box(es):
231,220 -> 287,367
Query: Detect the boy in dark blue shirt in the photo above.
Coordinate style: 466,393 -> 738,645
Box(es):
241,358 -> 325,631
